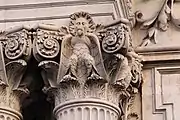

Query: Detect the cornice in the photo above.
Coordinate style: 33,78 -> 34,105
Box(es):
0,13 -> 114,23
0,0 -> 134,27
0,0 -> 115,10
136,46 -> 180,62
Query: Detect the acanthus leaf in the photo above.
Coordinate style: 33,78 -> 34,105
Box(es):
151,28 -> 158,44
148,27 -> 156,37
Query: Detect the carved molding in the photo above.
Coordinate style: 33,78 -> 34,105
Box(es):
0,0 -> 134,26
142,66 -> 180,120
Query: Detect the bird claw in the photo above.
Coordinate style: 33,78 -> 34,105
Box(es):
113,80 -> 126,89
87,73 -> 107,84
59,75 -> 78,85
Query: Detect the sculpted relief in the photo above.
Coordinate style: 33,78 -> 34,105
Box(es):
0,11 -> 142,120
135,0 -> 180,46
58,12 -> 107,85
0,0 -> 180,119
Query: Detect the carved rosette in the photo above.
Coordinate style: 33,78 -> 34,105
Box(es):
0,28 -> 31,120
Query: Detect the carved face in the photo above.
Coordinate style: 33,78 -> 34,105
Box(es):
74,18 -> 89,36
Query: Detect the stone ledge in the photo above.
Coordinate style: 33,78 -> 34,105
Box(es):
136,46 -> 180,62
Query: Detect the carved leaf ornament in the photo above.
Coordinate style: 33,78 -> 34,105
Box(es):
0,11 -> 142,120
136,0 -> 180,46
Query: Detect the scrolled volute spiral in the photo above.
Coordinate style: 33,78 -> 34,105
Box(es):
3,30 -> 31,60
102,23 -> 129,53
33,29 -> 61,61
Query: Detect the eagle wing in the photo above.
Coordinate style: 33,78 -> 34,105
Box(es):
57,34 -> 73,83
86,33 -> 108,81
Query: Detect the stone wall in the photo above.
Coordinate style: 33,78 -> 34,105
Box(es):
134,0 -> 180,120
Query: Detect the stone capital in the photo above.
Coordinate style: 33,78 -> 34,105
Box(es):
34,11 -> 142,120
0,27 -> 31,120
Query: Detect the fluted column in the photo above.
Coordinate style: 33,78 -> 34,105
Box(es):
54,99 -> 120,120
0,86 -> 23,120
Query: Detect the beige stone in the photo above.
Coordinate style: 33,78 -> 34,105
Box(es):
0,0 -> 180,120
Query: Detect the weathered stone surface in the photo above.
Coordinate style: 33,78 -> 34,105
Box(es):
0,0 -> 180,120
33,11 -> 142,120
142,65 -> 180,120
0,8 -> 142,120
134,1 -> 180,120
0,0 -> 133,29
